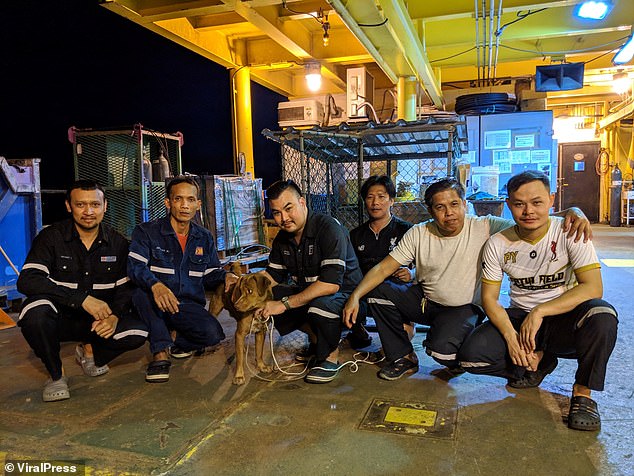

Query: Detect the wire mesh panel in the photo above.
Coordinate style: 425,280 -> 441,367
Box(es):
267,118 -> 467,230
197,175 -> 265,255
70,125 -> 182,238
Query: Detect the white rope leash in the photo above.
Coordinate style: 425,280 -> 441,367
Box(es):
242,314 -> 385,382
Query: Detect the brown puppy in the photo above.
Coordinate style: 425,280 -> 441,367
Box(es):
210,269 -> 273,385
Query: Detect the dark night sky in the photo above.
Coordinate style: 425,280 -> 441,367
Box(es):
1,0 -> 284,222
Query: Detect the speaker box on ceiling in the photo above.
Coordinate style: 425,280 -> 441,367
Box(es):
535,62 -> 585,92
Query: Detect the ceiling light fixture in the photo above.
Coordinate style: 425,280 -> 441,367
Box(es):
305,62 -> 322,92
612,71 -> 631,95
322,14 -> 330,47
613,35 -> 634,65
575,1 -> 613,20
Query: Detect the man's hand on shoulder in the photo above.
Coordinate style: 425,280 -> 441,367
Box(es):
563,207 -> 592,243
151,282 -> 180,314
82,296 -> 112,320
92,315 -> 119,339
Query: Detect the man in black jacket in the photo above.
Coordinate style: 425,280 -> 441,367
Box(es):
17,180 -> 147,402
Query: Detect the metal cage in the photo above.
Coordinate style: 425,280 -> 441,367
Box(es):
70,125 -> 183,238
264,117 -> 468,230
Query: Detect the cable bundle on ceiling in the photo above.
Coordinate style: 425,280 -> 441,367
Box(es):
455,92 -> 517,115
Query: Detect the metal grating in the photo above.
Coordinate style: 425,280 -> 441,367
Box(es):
264,116 -> 468,230
71,125 -> 182,238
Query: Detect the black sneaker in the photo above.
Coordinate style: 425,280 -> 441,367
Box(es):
377,357 -> 418,381
169,346 -> 194,359
347,323 -> 372,350
146,360 -> 171,383
295,343 -> 317,363
508,357 -> 558,389
304,360 -> 340,383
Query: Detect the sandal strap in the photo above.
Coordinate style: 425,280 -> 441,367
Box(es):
570,396 -> 599,416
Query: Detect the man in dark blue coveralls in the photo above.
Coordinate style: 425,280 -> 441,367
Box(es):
128,176 -> 238,383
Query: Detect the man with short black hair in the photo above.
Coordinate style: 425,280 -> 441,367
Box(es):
257,180 -> 363,383
128,176 -> 237,383
18,180 -> 148,402
459,171 -> 617,431
349,175 -> 415,345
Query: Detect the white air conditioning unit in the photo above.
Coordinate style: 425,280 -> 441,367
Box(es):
278,99 -> 324,128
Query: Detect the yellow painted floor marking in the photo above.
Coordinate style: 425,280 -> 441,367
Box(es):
384,407 -> 437,427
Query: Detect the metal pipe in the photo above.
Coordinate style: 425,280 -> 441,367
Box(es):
475,0 -> 480,87
488,0 -> 495,85
482,0 -> 487,85
493,0 -> 503,82
0,244 -> 19,276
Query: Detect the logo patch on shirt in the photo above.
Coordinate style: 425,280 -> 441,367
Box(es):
100,256 -> 117,262
389,237 -> 398,250
530,250 -> 537,259
358,245 -> 365,251
308,244 -> 314,255
195,246 -> 204,256
550,241 -> 558,262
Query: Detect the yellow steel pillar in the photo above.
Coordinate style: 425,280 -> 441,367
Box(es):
397,76 -> 417,121
232,66 -> 255,177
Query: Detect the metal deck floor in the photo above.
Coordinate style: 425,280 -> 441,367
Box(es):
1,225 -> 632,475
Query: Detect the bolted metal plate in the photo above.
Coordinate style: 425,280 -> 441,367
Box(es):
359,398 -> 457,439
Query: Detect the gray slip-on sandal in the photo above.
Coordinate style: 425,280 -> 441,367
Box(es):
42,377 -> 70,402
75,344 -> 109,377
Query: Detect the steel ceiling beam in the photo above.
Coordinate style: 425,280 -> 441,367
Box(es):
376,0 -> 443,107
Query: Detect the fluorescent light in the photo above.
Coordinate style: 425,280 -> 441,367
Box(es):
575,1 -> 612,20
305,62 -> 322,92
614,35 -> 634,65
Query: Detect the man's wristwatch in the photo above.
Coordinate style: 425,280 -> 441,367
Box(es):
281,296 -> 291,310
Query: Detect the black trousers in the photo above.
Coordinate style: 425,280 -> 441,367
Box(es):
458,299 -> 618,390
368,281 -> 482,367
273,285 -> 355,362
18,297 -> 148,380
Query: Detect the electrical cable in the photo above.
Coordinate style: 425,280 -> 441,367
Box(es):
455,92 -> 517,115
281,0 -> 325,24
357,18 -> 388,27
495,9 -> 546,37
430,46 -> 477,64
596,148 -> 610,176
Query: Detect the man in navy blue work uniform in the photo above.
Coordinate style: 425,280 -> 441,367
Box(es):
349,175 -> 415,345
18,180 -> 148,402
128,176 -> 238,383
257,180 -> 363,383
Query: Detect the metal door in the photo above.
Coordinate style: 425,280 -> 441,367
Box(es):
558,142 -> 600,222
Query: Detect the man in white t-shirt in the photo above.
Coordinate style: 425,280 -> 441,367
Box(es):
459,171 -> 617,431
343,178 -> 590,381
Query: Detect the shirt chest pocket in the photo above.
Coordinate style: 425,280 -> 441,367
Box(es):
95,257 -> 120,279
55,255 -> 78,276
151,247 -> 174,266
188,254 -> 210,278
